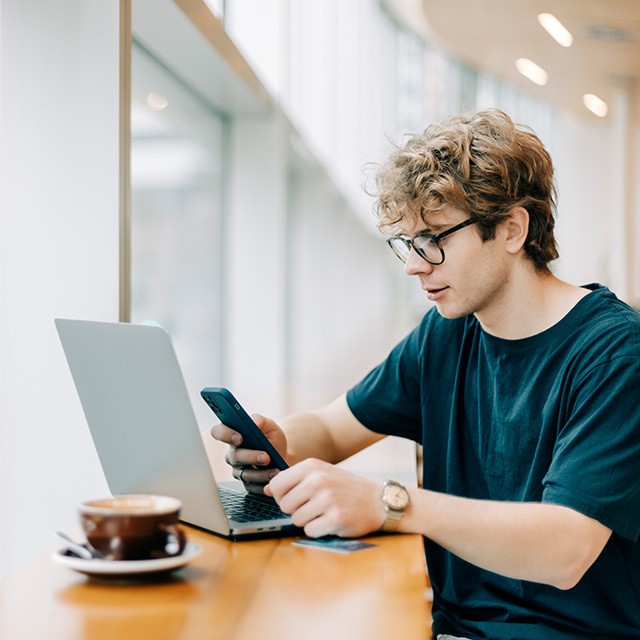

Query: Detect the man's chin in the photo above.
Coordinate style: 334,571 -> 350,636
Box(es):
433,303 -> 468,320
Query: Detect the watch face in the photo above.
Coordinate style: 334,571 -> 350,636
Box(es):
385,484 -> 409,509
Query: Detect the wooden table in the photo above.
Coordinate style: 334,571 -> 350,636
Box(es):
0,527 -> 431,639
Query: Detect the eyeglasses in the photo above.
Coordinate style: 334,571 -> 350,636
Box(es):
386,218 -> 477,265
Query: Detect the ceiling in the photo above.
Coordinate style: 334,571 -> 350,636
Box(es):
405,0 -> 640,121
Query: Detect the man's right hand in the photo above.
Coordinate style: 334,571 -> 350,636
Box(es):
210,413 -> 288,494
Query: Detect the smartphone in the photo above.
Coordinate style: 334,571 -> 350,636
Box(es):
200,387 -> 289,470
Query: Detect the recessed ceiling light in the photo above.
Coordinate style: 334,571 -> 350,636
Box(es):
538,13 -> 573,47
515,58 -> 548,86
583,93 -> 608,117
145,92 -> 168,111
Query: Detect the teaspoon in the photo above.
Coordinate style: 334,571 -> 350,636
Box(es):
54,531 -> 95,560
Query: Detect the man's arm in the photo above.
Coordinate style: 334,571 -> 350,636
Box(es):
266,398 -> 613,589
280,393 -> 385,464
399,488 -> 612,590
268,462 -> 611,588
210,393 -> 383,492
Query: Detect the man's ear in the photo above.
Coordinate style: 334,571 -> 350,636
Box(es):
504,207 -> 529,255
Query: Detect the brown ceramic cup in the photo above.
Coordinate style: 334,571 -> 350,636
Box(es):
79,494 -> 186,561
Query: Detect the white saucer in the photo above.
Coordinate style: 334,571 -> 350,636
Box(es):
52,542 -> 202,579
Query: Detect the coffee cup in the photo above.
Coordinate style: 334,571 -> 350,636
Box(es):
79,494 -> 186,561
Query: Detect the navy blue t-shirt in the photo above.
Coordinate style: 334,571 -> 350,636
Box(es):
347,284 -> 640,639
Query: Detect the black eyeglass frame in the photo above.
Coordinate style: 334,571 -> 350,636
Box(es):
386,218 -> 477,265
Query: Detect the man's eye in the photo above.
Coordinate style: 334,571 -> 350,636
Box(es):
416,236 -> 437,247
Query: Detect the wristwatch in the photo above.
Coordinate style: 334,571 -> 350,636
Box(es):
380,479 -> 410,532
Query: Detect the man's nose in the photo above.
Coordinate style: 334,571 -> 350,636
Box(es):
404,248 -> 435,276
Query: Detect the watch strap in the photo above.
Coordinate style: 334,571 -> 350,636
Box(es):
380,480 -> 410,533
380,506 -> 404,532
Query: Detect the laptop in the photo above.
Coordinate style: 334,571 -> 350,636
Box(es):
55,318 -> 299,539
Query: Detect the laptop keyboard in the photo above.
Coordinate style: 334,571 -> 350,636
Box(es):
218,485 -> 289,523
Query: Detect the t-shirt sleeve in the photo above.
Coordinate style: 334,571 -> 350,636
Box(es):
542,354 -> 640,542
346,322 -> 424,443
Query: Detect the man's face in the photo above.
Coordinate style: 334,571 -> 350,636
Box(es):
400,207 -> 511,323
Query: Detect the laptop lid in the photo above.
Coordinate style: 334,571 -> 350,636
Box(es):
55,318 -> 295,538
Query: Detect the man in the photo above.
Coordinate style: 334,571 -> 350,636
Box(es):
211,110 -> 640,639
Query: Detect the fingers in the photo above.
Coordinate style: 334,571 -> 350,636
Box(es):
300,515 -> 334,539
212,420 -> 273,468
267,459 -> 328,521
210,420 -> 277,468
228,451 -> 277,495
268,458 -> 323,503
226,448 -> 272,468
266,460 -> 383,538
210,422 -> 242,447
232,465 -> 279,485
237,467 -> 279,495
210,415 -> 286,496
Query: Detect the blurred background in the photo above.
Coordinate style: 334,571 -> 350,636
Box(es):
1,0 -> 638,578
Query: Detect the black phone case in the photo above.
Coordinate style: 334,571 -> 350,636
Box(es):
200,387 -> 289,470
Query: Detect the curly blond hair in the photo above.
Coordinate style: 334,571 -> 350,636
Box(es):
375,109 -> 559,271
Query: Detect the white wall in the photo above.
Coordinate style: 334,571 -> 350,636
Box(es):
0,0 -> 119,577
552,106 -> 640,309
552,110 -> 612,287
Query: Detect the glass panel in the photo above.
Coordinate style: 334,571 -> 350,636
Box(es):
130,42 -> 225,407
396,28 -> 425,136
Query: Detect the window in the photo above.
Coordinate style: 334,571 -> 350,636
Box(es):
130,41 -> 226,404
